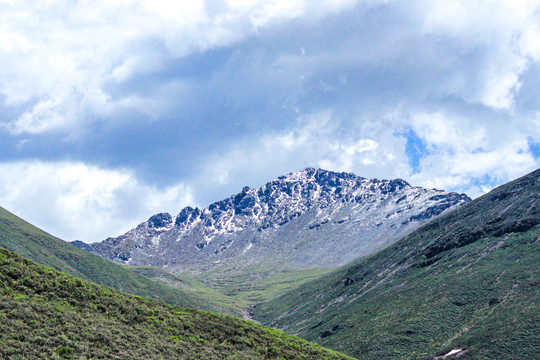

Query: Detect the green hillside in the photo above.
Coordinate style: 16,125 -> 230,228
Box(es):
0,247 -> 354,360
0,206 -> 231,315
253,169 -> 540,359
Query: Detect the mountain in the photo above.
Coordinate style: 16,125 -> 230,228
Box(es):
253,169 -> 540,359
0,206 -> 234,315
0,248 -> 354,360
75,168 -> 469,273
73,168 -> 469,315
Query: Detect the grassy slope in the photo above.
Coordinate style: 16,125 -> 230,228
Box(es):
0,205 -> 333,318
253,169 -> 540,359
0,248 -> 354,360
128,265 -> 254,317
171,265 -> 337,315
0,206 -> 229,314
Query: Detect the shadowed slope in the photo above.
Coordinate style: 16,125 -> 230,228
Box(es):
254,169 -> 540,359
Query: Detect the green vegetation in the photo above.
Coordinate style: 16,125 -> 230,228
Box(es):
0,247 -> 354,359
127,255 -> 336,318
0,206 -> 334,318
171,264 -> 337,317
254,169 -> 540,359
189,266 -> 335,305
2,168 -> 539,359
128,265 -> 248,317
0,206 -> 229,314
127,265 -> 187,289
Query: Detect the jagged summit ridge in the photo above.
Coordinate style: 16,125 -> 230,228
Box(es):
74,168 -> 470,271
133,168 -> 419,242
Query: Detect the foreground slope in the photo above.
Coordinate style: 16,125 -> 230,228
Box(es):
0,206 -> 230,315
254,169 -> 540,359
0,248 -> 353,360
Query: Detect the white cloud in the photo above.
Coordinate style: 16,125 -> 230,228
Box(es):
410,112 -> 487,150
0,0 -> 363,134
0,161 -> 194,242
1,109 -> 537,243
406,110 -> 539,197
420,0 -> 540,109
190,110 -> 410,205
191,106 -> 539,206
5,97 -> 73,134
1,0 -> 539,136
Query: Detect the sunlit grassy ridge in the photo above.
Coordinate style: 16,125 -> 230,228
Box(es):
0,247 -> 355,360
254,169 -> 540,359
0,206 -> 335,318
0,206 -> 234,314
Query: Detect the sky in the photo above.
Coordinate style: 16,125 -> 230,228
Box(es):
0,0 -> 539,243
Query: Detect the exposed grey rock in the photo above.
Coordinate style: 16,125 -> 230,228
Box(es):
73,168 -> 470,273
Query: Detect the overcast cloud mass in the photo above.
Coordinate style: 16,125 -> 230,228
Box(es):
0,0 -> 539,242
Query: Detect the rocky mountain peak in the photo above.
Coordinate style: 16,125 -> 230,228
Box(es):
74,169 -> 471,271
147,213 -> 173,229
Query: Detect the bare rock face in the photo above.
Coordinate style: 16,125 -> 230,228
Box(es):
73,168 -> 470,273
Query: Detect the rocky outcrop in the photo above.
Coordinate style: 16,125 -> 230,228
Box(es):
73,168 -> 470,272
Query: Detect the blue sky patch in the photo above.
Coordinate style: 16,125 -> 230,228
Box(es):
401,129 -> 428,174
529,138 -> 540,159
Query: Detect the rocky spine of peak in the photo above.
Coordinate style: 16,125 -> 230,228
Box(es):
74,168 -> 471,272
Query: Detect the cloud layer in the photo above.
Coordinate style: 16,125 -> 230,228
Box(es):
0,0 -> 539,241
0,0 -> 362,134
0,161 -> 193,241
